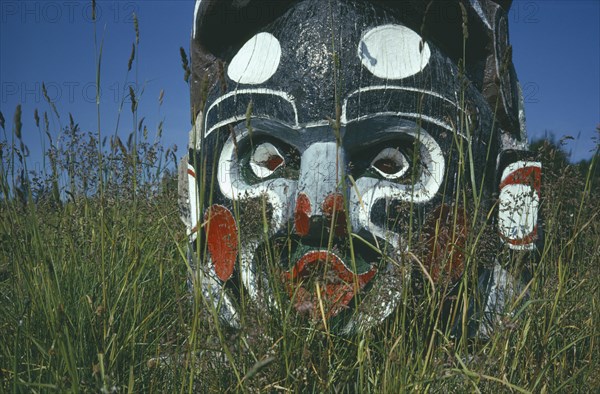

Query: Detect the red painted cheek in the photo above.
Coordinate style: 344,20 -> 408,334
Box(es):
204,205 -> 238,282
422,204 -> 468,284
295,193 -> 311,236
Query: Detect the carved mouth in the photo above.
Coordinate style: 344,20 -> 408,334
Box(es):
282,249 -> 377,319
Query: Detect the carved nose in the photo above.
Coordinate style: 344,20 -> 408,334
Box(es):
294,192 -> 348,237
322,193 -> 348,237
294,142 -> 346,237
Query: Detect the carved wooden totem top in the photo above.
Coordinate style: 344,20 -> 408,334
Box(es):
179,0 -> 540,336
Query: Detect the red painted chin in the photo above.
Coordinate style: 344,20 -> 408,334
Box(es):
283,251 -> 377,320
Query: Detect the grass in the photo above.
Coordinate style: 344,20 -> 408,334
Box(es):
0,163 -> 597,392
1,2 -> 599,392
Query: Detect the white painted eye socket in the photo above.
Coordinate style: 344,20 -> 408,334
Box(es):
250,142 -> 285,178
371,148 -> 409,180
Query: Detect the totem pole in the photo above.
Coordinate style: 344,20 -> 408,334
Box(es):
179,0 -> 541,337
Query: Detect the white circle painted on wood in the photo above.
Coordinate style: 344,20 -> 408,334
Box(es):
358,24 -> 431,80
228,32 -> 281,85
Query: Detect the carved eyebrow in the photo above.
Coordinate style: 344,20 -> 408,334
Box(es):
205,88 -> 299,137
231,122 -> 301,144
342,85 -> 467,140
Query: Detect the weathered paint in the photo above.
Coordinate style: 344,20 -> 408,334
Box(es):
183,0 -> 540,336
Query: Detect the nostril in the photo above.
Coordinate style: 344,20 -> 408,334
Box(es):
295,193 -> 311,236
322,193 -> 344,215
322,193 -> 348,237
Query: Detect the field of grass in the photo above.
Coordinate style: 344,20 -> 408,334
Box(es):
1,129 -> 598,392
1,3 -> 599,392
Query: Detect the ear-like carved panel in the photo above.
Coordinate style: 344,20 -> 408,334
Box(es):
498,160 -> 541,250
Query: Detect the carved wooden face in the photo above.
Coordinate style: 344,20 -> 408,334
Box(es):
185,0 -> 540,333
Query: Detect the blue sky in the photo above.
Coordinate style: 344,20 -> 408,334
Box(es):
1,0 -> 599,170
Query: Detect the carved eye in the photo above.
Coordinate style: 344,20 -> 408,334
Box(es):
250,142 -> 285,178
370,148 -> 409,180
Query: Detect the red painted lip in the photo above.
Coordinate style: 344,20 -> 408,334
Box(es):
283,250 -> 377,320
